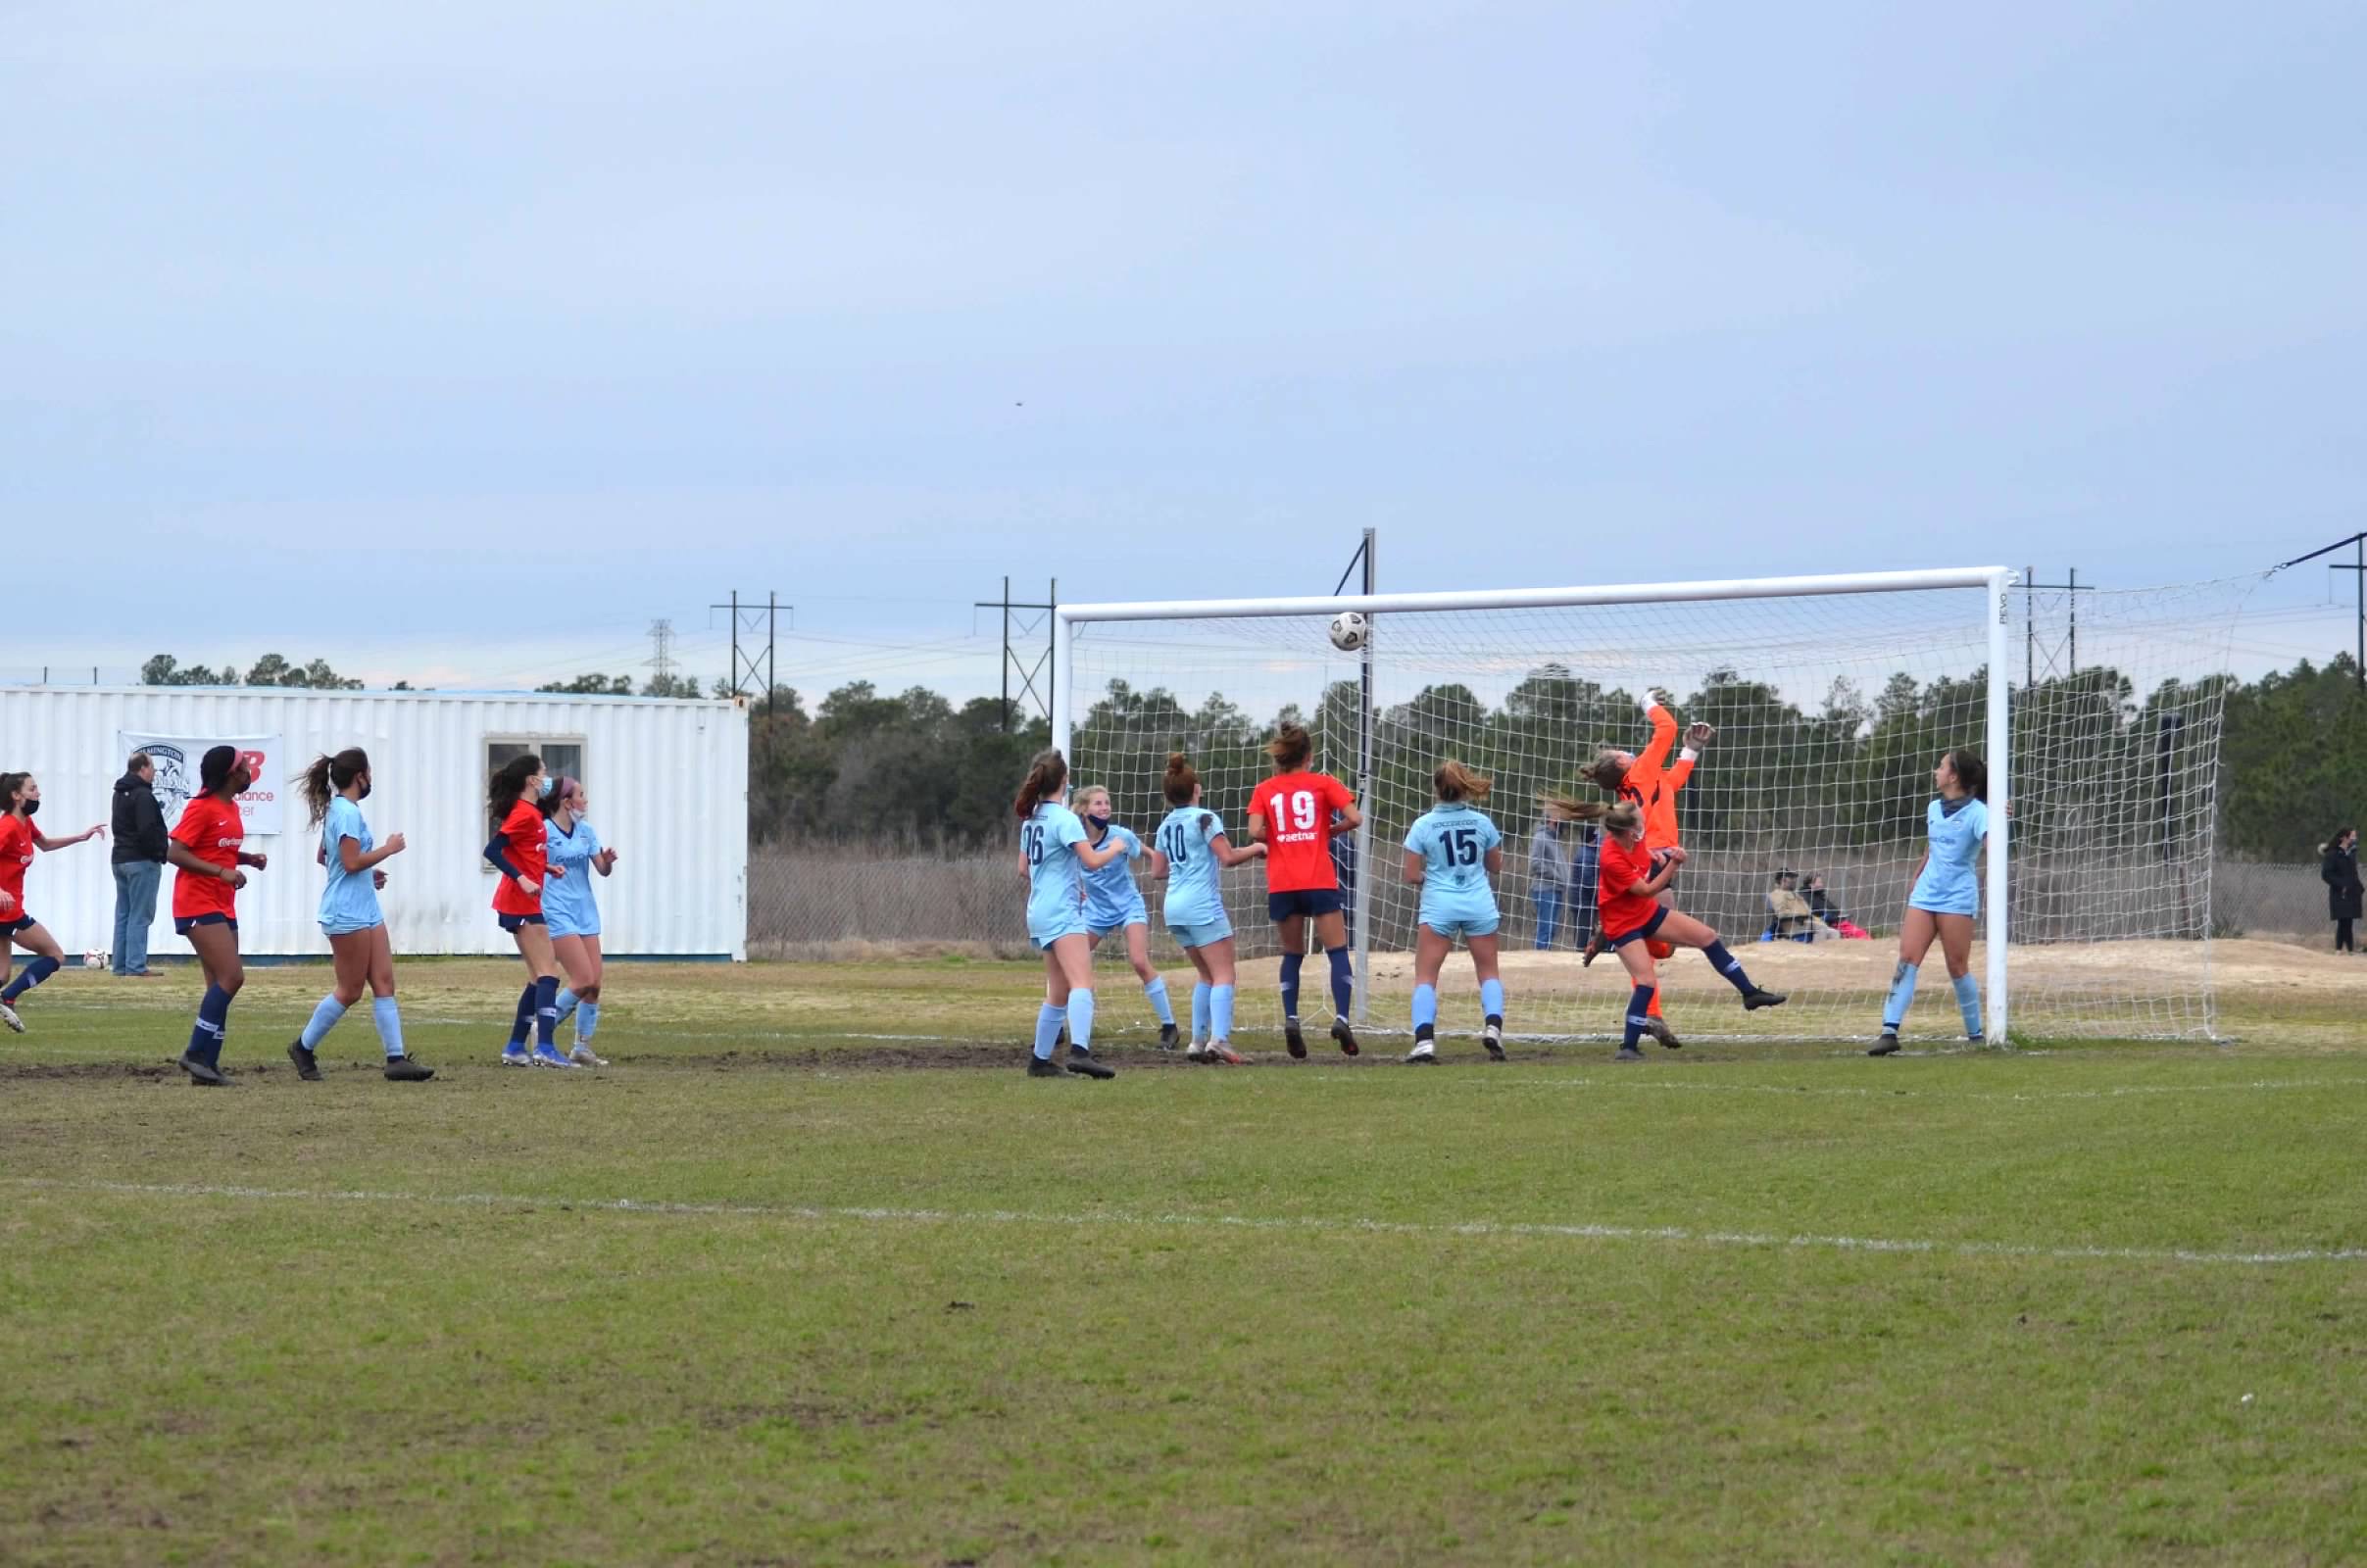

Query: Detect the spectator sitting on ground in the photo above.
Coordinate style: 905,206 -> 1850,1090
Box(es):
1765,868 -> 1819,942
1802,874 -> 1871,940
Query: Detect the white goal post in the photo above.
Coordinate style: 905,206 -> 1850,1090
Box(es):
1052,566 -> 2232,1046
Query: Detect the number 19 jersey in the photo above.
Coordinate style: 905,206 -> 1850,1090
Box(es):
1253,770 -> 1356,893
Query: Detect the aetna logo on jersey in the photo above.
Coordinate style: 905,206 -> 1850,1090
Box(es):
1266,787 -> 1323,844
215,836 -> 244,852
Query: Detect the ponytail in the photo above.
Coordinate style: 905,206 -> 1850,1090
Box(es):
1013,750 -> 1068,820
298,748 -> 370,826
1163,753 -> 1200,807
1580,748 -> 1627,793
1434,760 -> 1492,803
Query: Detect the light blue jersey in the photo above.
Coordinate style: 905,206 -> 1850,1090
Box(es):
1081,822 -> 1148,933
1157,805 -> 1233,939
318,796 -> 383,935
1021,802 -> 1090,946
543,814 -> 605,938
1405,802 -> 1504,937
1909,796 -> 1990,916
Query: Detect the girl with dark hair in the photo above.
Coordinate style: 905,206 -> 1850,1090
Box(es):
1870,749 -> 1992,1054
164,746 -> 268,1085
1248,722 -> 1364,1058
2321,828 -> 2360,953
284,749 -> 431,1082
484,754 -> 571,1068
0,771 -> 107,1035
1402,761 -> 1508,1063
1152,754 -> 1265,1064
1014,750 -> 1129,1079
541,775 -> 618,1065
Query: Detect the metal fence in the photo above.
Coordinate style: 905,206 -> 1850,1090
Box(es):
748,844 -> 2341,956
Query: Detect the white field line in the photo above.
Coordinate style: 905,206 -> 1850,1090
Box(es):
1292,1074 -> 2367,1103
10,1178 -> 2362,1270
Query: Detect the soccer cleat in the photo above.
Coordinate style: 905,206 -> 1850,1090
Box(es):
1612,1047 -> 1646,1062
1026,1055 -> 1070,1078
1580,935 -> 1603,969
1644,1016 -> 1683,1050
531,1044 -> 578,1069
0,1001 -> 22,1033
1184,1044 -> 1209,1062
285,1040 -> 321,1081
1405,1042 -> 1438,1064
1158,1023 -> 1179,1050
1284,1019 -> 1307,1059
568,1044 -> 609,1067
1331,1017 -> 1360,1057
1207,1042 -> 1244,1065
1966,1033 -> 1984,1046
177,1053 -> 228,1086
1483,1023 -> 1505,1062
1741,988 -> 1788,1011
1064,1052 -> 1116,1081
1868,1033 -> 1901,1056
382,1055 -> 435,1082
499,1046 -> 533,1067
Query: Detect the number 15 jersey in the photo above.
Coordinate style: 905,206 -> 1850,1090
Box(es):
1405,803 -> 1503,926
1253,770 -> 1355,894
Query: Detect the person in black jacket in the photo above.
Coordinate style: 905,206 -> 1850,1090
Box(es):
2321,827 -> 2361,954
109,752 -> 169,977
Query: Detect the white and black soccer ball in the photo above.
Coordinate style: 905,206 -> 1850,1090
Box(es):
1328,611 -> 1370,653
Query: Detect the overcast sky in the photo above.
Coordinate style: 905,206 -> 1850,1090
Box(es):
5,1 -> 2362,700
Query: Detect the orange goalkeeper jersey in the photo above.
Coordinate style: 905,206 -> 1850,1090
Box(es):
1619,700 -> 1697,853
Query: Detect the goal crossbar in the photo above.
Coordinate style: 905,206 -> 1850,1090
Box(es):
1055,566 -> 2018,1044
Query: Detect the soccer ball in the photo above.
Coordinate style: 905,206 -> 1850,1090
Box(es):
82,950 -> 105,970
1329,612 -> 1369,653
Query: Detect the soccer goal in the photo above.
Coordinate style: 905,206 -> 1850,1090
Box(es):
1054,567 -> 2248,1046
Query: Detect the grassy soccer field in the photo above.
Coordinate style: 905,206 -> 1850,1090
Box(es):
5,955 -> 2364,1565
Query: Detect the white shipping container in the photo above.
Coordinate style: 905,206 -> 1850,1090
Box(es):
0,688 -> 748,958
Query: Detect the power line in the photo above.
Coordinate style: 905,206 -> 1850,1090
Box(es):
974,577 -> 1057,731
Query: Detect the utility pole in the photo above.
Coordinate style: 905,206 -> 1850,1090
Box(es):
2021,567 -> 2093,687
645,619 -> 676,689
709,592 -> 791,713
2275,532 -> 2367,688
973,577 -> 1059,729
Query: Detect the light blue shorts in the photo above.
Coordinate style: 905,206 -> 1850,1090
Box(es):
547,911 -> 601,940
320,918 -> 384,939
1088,911 -> 1148,941
1422,910 -> 1502,941
1167,916 -> 1234,951
1909,872 -> 1979,918
1030,919 -> 1089,952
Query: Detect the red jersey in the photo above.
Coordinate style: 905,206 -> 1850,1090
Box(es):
171,796 -> 245,919
1252,771 -> 1356,894
0,814 -> 37,907
490,799 -> 550,915
1596,834 -> 1663,941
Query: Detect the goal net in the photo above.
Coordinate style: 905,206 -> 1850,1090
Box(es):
1056,569 -> 2250,1046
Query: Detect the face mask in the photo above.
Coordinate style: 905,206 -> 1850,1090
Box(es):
538,776 -> 555,798
358,779 -> 372,800
1088,810 -> 1111,828
19,799 -> 37,817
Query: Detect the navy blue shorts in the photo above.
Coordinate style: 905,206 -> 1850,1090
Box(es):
175,913 -> 237,935
1610,906 -> 1669,949
1267,888 -> 1345,922
498,912 -> 547,933
0,914 -> 38,939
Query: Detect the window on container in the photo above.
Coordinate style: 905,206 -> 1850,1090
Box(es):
483,737 -> 585,868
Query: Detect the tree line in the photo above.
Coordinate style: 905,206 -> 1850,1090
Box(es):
136,649 -> 2366,860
